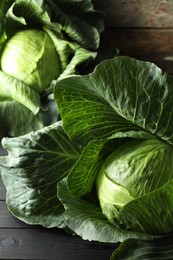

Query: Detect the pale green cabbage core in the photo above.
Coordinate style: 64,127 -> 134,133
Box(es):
97,139 -> 173,226
97,168 -> 134,225
0,29 -> 60,93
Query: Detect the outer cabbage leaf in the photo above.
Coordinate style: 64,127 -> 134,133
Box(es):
10,0 -> 51,25
0,0 -> 14,15
120,179 -> 173,235
67,139 -> 106,197
57,178 -> 155,243
0,71 -> 59,137
111,236 -> 173,260
55,56 -> 173,145
42,0 -> 104,50
0,100 -> 44,138
45,28 -> 96,81
0,121 -> 81,228
0,70 -> 41,114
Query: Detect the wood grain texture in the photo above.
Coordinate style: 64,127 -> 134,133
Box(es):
0,229 -> 116,260
93,0 -> 173,28
98,28 -> 173,73
0,183 -> 6,201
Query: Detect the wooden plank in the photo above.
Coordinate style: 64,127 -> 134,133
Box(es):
93,0 -> 173,28
0,147 -> 8,200
0,147 -> 6,156
0,229 -> 116,260
98,28 -> 173,73
0,175 -> 6,200
0,180 -> 6,201
0,146 -> 7,199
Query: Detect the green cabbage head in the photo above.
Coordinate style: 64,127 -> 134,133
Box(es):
1,29 -> 60,93
97,139 -> 173,235
0,0 -> 103,137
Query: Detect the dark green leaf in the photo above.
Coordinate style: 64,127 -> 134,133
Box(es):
0,70 -> 41,114
67,137 -> 131,197
45,28 -> 96,80
43,0 -> 104,50
55,56 -> 173,145
0,100 -> 44,137
111,235 -> 173,260
0,122 -> 81,227
57,179 -> 155,243
121,179 -> 173,235
67,139 -> 106,197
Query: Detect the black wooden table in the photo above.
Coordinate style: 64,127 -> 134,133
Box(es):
0,149 -> 116,260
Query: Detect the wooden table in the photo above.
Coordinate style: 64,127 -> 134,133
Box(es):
0,149 -> 116,260
93,0 -> 173,74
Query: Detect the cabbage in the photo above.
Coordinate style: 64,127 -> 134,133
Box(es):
3,56 -> 173,259
97,139 -> 173,234
1,29 -> 60,93
0,0 -> 103,137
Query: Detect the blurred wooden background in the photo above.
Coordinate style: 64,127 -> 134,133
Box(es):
93,0 -> 173,73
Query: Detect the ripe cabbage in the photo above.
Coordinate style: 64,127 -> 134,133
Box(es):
3,56 -> 173,259
97,139 -> 173,234
0,0 -> 103,137
1,29 -> 60,93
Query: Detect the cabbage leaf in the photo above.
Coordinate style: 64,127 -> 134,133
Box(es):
55,56 -> 173,145
0,121 -> 81,227
111,236 -> 173,260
